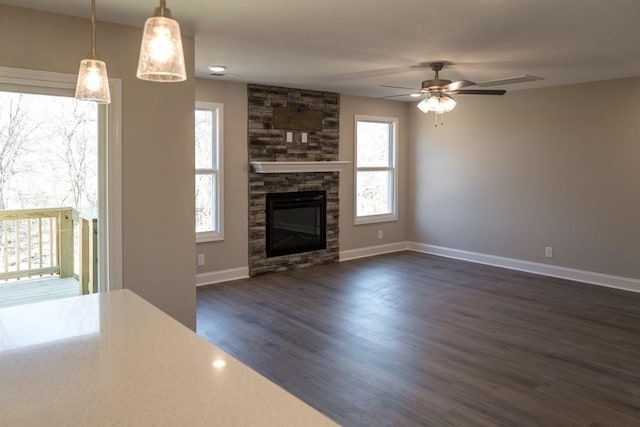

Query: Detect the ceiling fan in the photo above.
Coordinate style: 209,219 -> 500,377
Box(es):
381,62 -> 508,126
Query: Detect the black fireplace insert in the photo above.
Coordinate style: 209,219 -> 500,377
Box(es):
266,191 -> 326,257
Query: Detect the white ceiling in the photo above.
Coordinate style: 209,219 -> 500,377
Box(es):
5,0 -> 640,100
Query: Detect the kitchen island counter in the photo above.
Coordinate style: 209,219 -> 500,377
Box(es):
0,289 -> 338,426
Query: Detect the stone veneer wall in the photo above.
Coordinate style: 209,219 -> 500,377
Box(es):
248,84 -> 340,276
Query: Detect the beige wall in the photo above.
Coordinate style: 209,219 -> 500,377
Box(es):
339,95 -> 410,251
0,5 -> 197,327
195,79 -> 249,273
409,77 -> 640,279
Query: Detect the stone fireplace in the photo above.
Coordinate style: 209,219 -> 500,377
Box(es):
248,84 -> 340,276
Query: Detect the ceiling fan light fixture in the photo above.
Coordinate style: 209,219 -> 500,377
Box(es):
425,95 -> 441,110
137,0 -> 187,82
417,94 -> 456,114
438,94 -> 457,113
416,97 -> 431,113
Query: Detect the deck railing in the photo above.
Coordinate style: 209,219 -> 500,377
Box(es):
0,207 -> 98,294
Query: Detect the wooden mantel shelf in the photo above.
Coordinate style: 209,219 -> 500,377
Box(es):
250,161 -> 352,173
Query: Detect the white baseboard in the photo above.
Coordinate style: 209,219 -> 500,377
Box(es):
197,243 -> 640,294
407,242 -> 640,293
196,267 -> 249,287
339,242 -> 408,262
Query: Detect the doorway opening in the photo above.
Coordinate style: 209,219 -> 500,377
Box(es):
0,67 -> 122,308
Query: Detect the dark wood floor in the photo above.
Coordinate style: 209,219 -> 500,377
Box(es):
196,251 -> 640,427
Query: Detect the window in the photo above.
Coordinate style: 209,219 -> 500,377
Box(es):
195,102 -> 223,242
354,115 -> 398,224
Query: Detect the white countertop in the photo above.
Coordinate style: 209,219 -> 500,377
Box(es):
0,290 -> 338,426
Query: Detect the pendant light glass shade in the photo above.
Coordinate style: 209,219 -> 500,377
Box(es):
75,0 -> 111,104
136,0 -> 186,82
76,58 -> 111,103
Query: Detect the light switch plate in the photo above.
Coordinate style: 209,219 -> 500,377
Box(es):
301,132 -> 308,143
286,131 -> 293,143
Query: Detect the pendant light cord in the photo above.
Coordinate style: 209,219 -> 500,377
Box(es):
90,0 -> 96,58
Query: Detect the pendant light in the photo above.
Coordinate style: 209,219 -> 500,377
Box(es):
75,0 -> 111,104
136,0 -> 186,82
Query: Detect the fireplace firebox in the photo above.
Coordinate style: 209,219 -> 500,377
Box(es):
266,191 -> 326,257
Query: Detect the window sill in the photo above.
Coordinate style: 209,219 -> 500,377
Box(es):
196,232 -> 224,243
354,214 -> 398,225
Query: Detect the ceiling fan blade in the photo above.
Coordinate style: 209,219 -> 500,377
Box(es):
448,89 -> 506,95
476,75 -> 543,87
379,85 -> 420,91
442,80 -> 476,91
379,93 -> 417,99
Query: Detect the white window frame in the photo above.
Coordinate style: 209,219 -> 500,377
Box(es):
195,101 -> 224,242
354,115 -> 398,225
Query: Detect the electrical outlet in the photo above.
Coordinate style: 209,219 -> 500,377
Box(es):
286,131 -> 293,143
301,132 -> 308,143
197,254 -> 205,266
545,247 -> 553,258
377,230 -> 383,240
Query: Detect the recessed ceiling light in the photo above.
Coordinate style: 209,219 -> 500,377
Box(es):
410,93 -> 421,98
212,359 -> 226,369
208,65 -> 227,73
